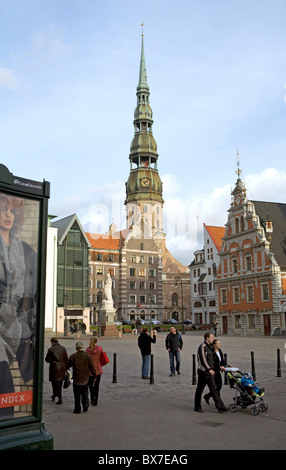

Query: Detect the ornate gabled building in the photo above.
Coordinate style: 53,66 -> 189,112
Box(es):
189,224 -> 225,326
215,165 -> 286,336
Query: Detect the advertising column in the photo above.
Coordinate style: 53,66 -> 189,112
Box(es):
0,164 -> 53,449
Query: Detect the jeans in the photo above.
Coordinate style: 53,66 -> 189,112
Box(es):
169,350 -> 181,374
141,354 -> 150,378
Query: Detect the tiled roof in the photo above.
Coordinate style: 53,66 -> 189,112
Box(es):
86,229 -> 129,250
204,224 -> 225,253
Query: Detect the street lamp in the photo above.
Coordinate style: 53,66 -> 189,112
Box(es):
97,290 -> 102,337
64,293 -> 69,336
149,293 -> 153,332
175,276 -> 185,334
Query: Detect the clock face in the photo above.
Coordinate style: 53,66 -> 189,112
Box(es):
141,177 -> 150,187
235,195 -> 241,205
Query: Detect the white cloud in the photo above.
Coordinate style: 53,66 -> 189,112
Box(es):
31,25 -> 72,60
0,67 -> 18,89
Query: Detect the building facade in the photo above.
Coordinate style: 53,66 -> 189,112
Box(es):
51,214 -> 91,333
215,170 -> 286,336
189,224 -> 224,326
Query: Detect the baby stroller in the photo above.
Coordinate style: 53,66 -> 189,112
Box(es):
226,368 -> 268,416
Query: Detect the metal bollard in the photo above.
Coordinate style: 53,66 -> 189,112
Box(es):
224,353 -> 229,385
112,353 -> 117,383
251,351 -> 256,381
150,354 -> 154,384
192,354 -> 196,385
277,348 -> 281,377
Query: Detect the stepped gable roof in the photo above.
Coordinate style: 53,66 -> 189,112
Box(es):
251,200 -> 286,270
204,224 -> 225,253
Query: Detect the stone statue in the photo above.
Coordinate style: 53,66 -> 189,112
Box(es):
103,273 -> 113,303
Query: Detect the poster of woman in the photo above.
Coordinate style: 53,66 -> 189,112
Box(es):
0,192 -> 38,420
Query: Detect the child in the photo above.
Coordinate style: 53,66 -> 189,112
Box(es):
240,373 -> 265,396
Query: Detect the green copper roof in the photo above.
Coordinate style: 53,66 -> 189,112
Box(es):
137,35 -> 149,92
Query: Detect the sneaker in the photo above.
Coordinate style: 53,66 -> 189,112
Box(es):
177,371 -> 181,375
169,373 -> 175,376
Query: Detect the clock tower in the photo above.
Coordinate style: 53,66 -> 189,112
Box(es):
125,32 -> 164,240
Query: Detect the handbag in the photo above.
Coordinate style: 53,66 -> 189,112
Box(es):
100,351 -> 110,366
63,370 -> 72,389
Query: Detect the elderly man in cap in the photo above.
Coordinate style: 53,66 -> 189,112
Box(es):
67,341 -> 96,414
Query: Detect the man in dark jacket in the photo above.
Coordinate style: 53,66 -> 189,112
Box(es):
194,332 -> 228,413
138,328 -> 156,379
165,327 -> 183,376
67,341 -> 96,414
45,337 -> 68,404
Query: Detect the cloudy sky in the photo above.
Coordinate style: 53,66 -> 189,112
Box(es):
1,0 -> 286,264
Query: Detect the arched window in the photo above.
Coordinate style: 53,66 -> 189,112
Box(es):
172,293 -> 178,306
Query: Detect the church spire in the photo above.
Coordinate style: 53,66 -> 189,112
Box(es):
138,29 -> 149,92
125,29 -> 164,237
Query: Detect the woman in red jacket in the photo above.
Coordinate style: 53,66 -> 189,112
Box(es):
86,337 -> 103,406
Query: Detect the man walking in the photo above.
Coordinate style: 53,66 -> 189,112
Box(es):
138,328 -> 156,379
165,327 -> 183,376
45,337 -> 68,405
194,332 -> 228,413
67,341 -> 96,414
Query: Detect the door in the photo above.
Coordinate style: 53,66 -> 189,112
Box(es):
263,314 -> 271,336
222,316 -> 228,334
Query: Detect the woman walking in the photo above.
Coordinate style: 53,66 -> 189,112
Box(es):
86,337 -> 103,406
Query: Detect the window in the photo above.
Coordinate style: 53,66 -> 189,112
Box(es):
139,281 -> 146,289
108,268 -> 114,276
96,281 -> 103,288
221,289 -> 227,304
129,282 -> 136,289
149,269 -> 156,277
139,268 -> 146,277
96,267 -> 103,275
172,293 -> 178,306
139,295 -> 146,304
262,283 -> 269,301
108,254 -> 114,262
148,256 -> 153,264
193,269 -> 196,277
149,281 -> 155,290
246,255 -> 252,271
140,256 -> 145,263
247,285 -> 254,302
130,268 -> 136,276
131,255 -> 136,263
97,253 -> 103,261
233,258 -> 238,273
233,287 -> 240,303
208,282 -> 213,291
194,284 -> 197,293
129,295 -> 136,303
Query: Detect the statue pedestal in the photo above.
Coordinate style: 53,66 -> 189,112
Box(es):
100,303 -> 118,336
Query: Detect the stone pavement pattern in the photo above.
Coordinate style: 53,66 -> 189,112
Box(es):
42,332 -> 286,450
